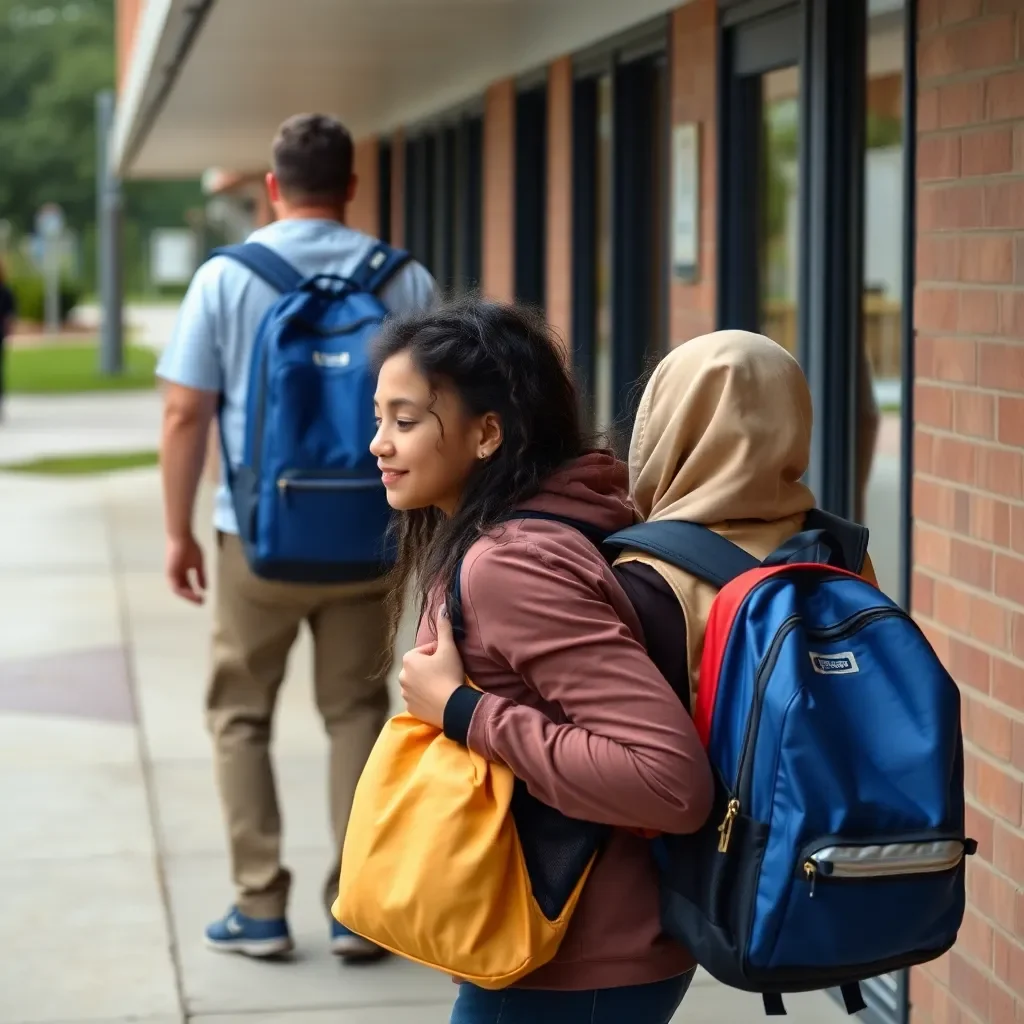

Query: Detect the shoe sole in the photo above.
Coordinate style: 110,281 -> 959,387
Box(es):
330,938 -> 389,962
204,935 -> 295,958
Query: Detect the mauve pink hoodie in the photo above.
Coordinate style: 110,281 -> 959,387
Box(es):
416,451 -> 714,991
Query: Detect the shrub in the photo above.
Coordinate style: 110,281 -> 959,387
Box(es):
8,273 -> 83,325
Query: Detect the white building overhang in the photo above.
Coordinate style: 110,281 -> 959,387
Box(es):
112,0 -> 687,179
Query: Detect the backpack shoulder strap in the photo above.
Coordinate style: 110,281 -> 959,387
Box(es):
348,242 -> 413,296
210,243 -> 303,294
511,510 -> 614,554
802,508 -> 869,573
604,521 -> 759,590
446,511 -> 613,643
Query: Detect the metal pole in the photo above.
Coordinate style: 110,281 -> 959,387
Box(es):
96,89 -> 124,376
43,236 -> 61,336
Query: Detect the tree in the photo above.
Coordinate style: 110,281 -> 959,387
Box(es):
0,0 -> 206,293
0,0 -> 116,232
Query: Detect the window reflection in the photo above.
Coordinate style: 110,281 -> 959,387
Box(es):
759,67 -> 800,355
594,72 -> 614,437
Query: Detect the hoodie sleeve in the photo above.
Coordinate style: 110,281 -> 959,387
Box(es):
452,539 -> 714,835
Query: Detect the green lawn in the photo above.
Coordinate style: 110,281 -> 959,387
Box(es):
2,450 -> 160,476
6,342 -> 157,394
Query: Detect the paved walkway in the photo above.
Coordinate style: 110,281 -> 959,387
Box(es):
0,440 -> 849,1023
0,391 -> 163,467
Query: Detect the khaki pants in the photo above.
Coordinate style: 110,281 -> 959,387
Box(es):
207,532 -> 392,919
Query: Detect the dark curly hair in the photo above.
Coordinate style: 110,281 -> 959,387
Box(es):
371,296 -> 585,643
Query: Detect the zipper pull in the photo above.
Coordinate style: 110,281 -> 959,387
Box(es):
718,799 -> 740,853
804,860 -> 817,898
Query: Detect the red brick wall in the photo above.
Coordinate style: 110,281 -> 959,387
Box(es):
911,2 -> 1024,1022
349,138 -> 379,238
669,0 -> 718,345
547,57 -> 574,359
116,0 -> 143,92
483,80 -> 516,302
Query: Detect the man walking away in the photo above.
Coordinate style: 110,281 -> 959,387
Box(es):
157,114 -> 436,962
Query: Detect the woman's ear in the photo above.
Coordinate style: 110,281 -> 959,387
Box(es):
477,412 -> 503,460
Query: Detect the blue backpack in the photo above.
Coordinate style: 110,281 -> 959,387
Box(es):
604,513 -> 976,1016
212,241 -> 410,583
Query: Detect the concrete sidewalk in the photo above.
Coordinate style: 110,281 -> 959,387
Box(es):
0,463 -> 849,1024
0,391 -> 163,467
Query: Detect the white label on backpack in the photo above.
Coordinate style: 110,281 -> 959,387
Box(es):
313,351 -> 351,368
809,651 -> 860,675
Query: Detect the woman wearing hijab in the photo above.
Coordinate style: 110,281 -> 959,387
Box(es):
614,328 -> 877,710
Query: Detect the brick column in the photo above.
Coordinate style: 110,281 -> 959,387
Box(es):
116,0 -> 143,92
483,80 -> 516,303
348,138 -> 379,238
910,1 -> 1024,1022
547,57 -> 574,359
669,0 -> 718,346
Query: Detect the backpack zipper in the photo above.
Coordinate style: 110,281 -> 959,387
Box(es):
800,838 -> 966,898
718,613 -> 800,852
806,606 -> 903,643
718,600 -> 904,854
289,315 -> 381,337
277,472 -> 383,496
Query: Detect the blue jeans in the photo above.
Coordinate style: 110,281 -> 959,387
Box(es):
450,968 -> 696,1024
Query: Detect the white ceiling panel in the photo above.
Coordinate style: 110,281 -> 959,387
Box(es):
114,0 -> 688,178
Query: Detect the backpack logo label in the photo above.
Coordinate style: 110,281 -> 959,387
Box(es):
313,351 -> 351,368
810,651 -> 860,675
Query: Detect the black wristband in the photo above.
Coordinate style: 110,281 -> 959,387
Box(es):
443,685 -> 484,746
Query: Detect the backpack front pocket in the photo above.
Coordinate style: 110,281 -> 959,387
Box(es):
760,833 -> 972,973
267,470 -> 391,572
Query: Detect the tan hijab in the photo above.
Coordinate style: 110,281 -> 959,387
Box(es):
630,329 -> 814,525
619,331 -> 822,709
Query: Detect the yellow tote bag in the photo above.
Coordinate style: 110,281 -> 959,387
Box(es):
332,709 -> 600,989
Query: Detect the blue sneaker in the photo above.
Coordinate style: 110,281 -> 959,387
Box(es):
330,919 -> 388,961
205,906 -> 294,958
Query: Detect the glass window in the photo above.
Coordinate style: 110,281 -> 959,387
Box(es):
759,66 -> 801,355
594,72 -> 614,436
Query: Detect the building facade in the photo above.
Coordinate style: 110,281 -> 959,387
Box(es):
114,2 -> 1024,1022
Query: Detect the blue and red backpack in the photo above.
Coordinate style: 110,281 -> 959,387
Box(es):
604,511 -> 975,1015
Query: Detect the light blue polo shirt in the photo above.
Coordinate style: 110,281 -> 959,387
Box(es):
157,218 -> 437,535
